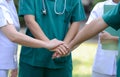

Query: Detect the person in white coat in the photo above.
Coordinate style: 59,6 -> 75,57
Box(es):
0,0 -> 66,77
86,0 -> 120,77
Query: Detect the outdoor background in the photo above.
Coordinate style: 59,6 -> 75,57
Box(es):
15,0 -> 105,77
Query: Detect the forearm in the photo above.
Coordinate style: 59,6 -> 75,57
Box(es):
1,24 -> 47,48
64,22 -> 80,44
52,18 -> 108,58
24,15 -> 49,41
69,17 -> 108,49
11,32 -> 47,48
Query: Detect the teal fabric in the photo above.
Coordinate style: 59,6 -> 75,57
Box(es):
19,61 -> 72,77
19,0 -> 86,68
103,3 -> 120,30
103,27 -> 120,50
103,3 -> 120,77
102,5 -> 120,50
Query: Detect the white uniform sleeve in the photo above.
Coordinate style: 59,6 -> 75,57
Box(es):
0,0 -> 13,28
0,8 -> 7,27
86,2 -> 104,24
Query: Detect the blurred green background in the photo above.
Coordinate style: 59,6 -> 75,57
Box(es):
72,42 -> 97,77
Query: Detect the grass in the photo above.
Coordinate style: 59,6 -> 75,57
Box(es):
17,40 -> 97,77
72,41 -> 97,77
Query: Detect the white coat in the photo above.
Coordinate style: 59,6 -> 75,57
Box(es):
0,0 -> 20,69
86,0 -> 118,75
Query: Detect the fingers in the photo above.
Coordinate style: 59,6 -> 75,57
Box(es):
52,51 -> 70,59
47,39 -> 64,50
52,52 -> 60,59
55,43 -> 70,55
10,69 -> 18,77
52,39 -> 64,45
100,31 -> 111,40
48,39 -> 70,58
52,43 -> 70,59
56,44 -> 68,55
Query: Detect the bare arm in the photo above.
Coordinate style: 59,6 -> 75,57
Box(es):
24,15 -> 49,41
64,22 -> 80,44
69,17 -> 108,49
52,17 -> 108,58
52,22 -> 80,56
1,24 -> 63,49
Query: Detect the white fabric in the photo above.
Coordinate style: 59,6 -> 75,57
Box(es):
0,70 -> 8,77
86,0 -> 118,75
86,0 -> 117,24
0,0 -> 13,27
92,71 -> 116,77
0,0 -> 20,69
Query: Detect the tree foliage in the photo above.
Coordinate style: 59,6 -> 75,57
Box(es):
14,0 -> 25,27
92,0 -> 106,7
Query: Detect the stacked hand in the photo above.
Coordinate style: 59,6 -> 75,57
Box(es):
52,43 -> 70,59
45,39 -> 64,50
44,39 -> 71,59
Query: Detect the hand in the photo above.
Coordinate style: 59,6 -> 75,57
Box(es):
52,50 -> 70,59
52,43 -> 70,59
52,43 -> 69,54
10,69 -> 18,77
45,39 -> 64,50
100,31 -> 112,43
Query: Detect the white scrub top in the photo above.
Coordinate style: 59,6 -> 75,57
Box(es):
86,0 -> 118,75
0,0 -> 20,69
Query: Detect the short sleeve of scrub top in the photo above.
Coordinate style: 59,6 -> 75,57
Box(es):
0,1 -> 13,28
0,8 -> 7,27
70,0 -> 86,22
19,0 -> 35,16
103,3 -> 120,30
0,8 -> 13,28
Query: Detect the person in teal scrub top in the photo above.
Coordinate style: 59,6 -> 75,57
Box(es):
18,0 -> 86,77
53,2 -> 120,77
0,0 -> 65,77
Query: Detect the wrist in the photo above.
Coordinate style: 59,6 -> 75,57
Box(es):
41,41 -> 49,49
68,42 -> 73,50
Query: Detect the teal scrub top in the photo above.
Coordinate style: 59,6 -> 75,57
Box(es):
102,5 -> 120,50
103,3 -> 120,30
19,0 -> 86,68
103,3 -> 120,77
